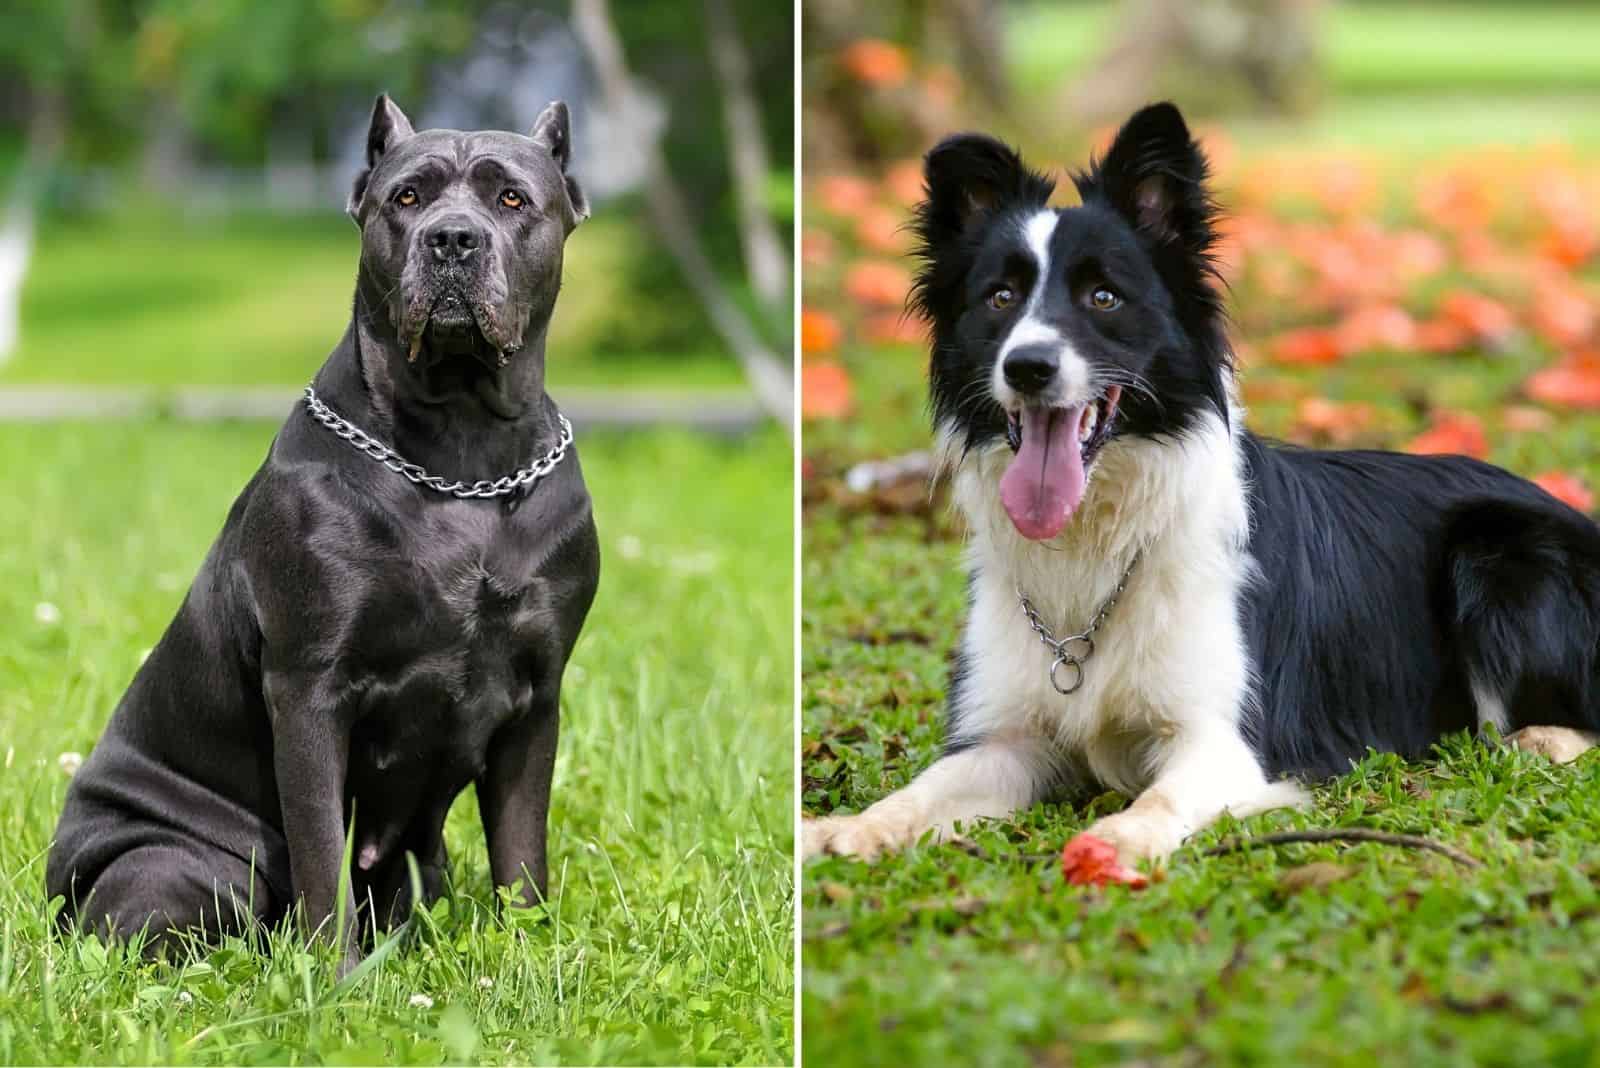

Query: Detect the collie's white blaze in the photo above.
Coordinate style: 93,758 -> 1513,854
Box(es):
991,210 -> 1090,409
807,404 -> 1309,866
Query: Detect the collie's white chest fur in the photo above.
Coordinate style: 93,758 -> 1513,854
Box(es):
943,409 -> 1257,796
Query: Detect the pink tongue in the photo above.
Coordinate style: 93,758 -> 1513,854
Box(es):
1000,405 -> 1087,540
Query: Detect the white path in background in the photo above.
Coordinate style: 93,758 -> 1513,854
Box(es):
0,199 -> 33,364
0,385 -> 768,431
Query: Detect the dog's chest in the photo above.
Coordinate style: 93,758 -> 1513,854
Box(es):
342,510 -> 559,779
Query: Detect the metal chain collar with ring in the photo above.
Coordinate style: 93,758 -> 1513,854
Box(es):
1017,551 -> 1141,695
302,386 -> 573,500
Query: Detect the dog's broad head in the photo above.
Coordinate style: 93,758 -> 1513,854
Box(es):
347,94 -> 589,369
911,102 -> 1231,541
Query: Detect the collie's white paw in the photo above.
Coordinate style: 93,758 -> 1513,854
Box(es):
801,812 -> 914,861
1083,808 -> 1182,867
1506,725 -> 1599,764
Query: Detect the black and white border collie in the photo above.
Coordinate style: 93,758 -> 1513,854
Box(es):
803,102 -> 1600,868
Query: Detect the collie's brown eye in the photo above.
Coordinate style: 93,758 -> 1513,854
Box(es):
395,187 -> 418,207
500,189 -> 524,210
987,286 -> 1016,311
1090,287 -> 1121,311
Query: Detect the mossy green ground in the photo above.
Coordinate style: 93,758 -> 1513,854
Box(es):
0,420 -> 792,1065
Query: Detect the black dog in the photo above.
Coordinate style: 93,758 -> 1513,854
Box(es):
47,95 -> 599,969
804,102 -> 1600,867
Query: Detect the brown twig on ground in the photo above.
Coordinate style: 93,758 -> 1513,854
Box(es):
1203,828 -> 1482,869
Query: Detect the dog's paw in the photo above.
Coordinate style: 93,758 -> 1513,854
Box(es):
1083,809 -> 1182,868
1506,725 -> 1599,764
801,812 -> 911,862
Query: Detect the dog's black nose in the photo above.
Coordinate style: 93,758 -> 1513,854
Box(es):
425,218 -> 486,263
1002,345 -> 1059,393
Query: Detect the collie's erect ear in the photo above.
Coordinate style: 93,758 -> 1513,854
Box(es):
347,93 -> 415,222
916,134 -> 1055,246
1080,102 -> 1215,253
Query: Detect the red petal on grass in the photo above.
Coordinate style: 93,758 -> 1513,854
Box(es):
1404,412 -> 1488,459
801,229 -> 837,268
1270,327 -> 1343,365
1530,282 -> 1595,349
800,308 -> 842,355
855,206 -> 909,254
1439,291 -> 1516,341
1413,317 -> 1471,354
844,260 -> 913,307
816,175 -> 876,217
1293,397 -> 1376,444
1533,471 -> 1596,513
839,39 -> 910,88
1526,350 -> 1600,409
802,361 -> 853,420
862,312 -> 925,346
1334,303 -> 1416,354
1060,833 -> 1148,889
884,160 -> 926,206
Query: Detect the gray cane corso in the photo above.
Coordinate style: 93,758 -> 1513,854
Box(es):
46,94 -> 600,971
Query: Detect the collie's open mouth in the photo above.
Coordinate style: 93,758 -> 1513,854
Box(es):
999,385 -> 1122,541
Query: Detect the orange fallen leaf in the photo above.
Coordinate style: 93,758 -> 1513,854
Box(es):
801,229 -> 837,268
1405,411 -> 1488,459
1270,327 -> 1342,366
855,206 -> 909,254
862,312 -> 925,346
816,175 -> 876,217
1527,350 -> 1600,409
839,39 -> 910,88
802,360 -> 853,420
1530,282 -> 1595,349
844,260 -> 913,307
1060,833 -> 1147,889
1334,303 -> 1416,354
800,308 -> 842,355
1533,471 -> 1595,513
883,159 -> 926,206
1438,291 -> 1516,342
1502,405 -> 1556,433
1413,317 -> 1471,355
1293,396 -> 1376,444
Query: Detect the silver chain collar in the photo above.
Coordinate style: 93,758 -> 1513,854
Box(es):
301,386 -> 573,500
1017,551 -> 1141,695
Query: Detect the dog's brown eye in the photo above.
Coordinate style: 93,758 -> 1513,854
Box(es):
500,189 -> 524,210
1090,287 -> 1121,311
395,187 -> 418,207
987,287 -> 1016,311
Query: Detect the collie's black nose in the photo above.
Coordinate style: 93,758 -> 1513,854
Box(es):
1002,345 -> 1059,393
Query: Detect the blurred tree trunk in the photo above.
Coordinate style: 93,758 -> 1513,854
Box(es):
1072,0 -> 1324,124
704,0 -> 789,315
572,0 -> 793,432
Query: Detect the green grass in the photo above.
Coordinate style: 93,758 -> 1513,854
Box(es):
1,210 -> 746,390
0,420 -> 792,1065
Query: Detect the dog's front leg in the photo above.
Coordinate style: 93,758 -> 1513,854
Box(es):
270,698 -> 360,973
802,730 -> 1060,861
1085,725 -> 1307,868
479,689 -> 560,909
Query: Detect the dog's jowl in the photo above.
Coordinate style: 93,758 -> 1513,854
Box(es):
803,102 -> 1600,868
46,95 -> 599,970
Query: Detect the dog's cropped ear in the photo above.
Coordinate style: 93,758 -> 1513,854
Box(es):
1081,102 -> 1214,252
347,93 -> 415,222
916,134 -> 1054,245
530,101 -> 590,226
